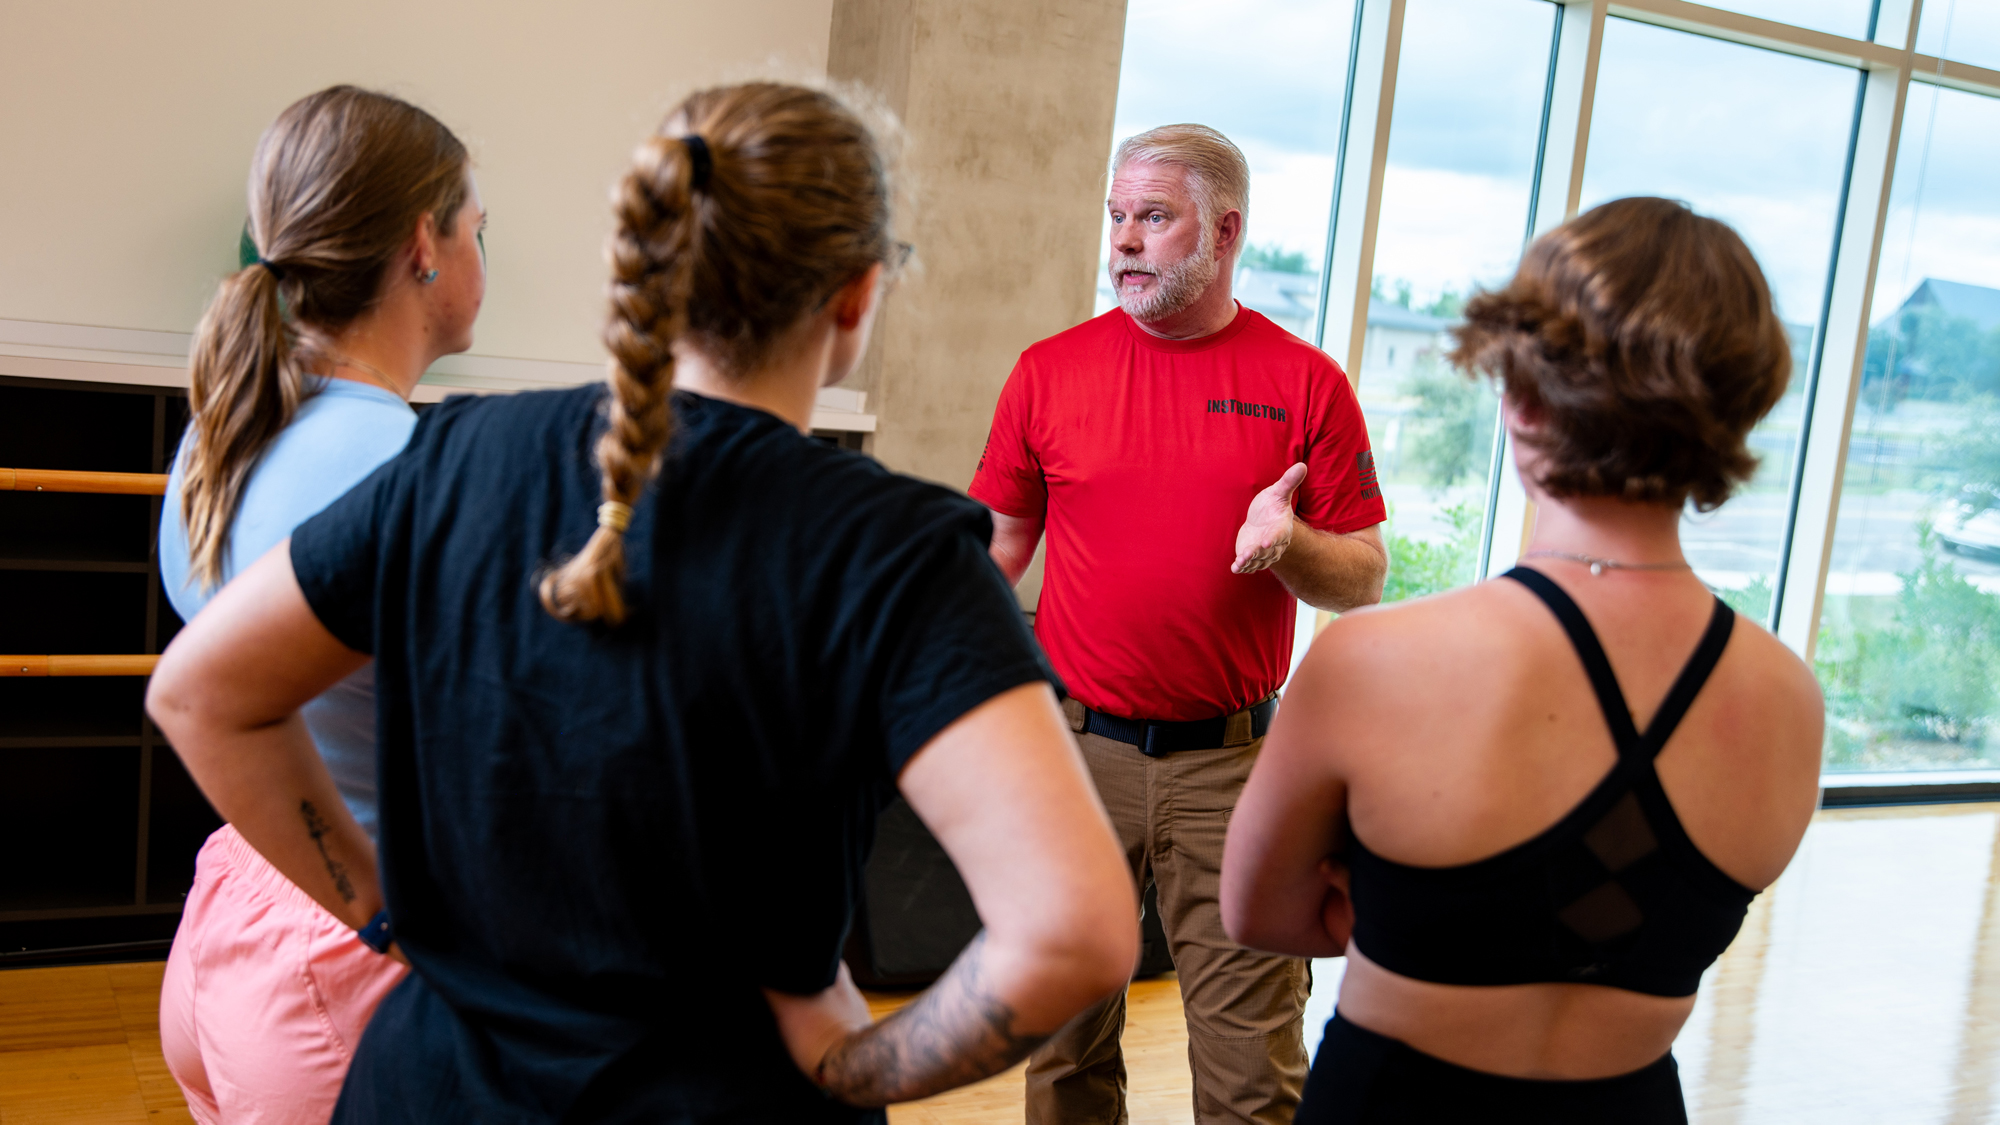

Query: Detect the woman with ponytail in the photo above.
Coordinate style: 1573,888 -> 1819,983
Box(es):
154,85 -> 484,1123
148,82 -> 1136,1123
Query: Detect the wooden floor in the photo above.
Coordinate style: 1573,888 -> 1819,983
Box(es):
11,802 -> 2000,1123
0,961 -> 191,1124
0,961 -> 1185,1125
869,975 -> 1196,1125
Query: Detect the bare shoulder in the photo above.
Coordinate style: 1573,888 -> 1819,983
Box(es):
1289,578 -> 1554,735
1665,614 -> 1825,889
1736,616 -> 1822,694
1310,582 -> 1491,675
1323,576 -> 1555,654
1716,616 -> 1825,762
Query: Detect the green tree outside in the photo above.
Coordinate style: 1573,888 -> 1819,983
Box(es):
1820,299 -> 2000,770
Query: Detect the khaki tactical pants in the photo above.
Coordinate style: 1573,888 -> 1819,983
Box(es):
1025,700 -> 1310,1125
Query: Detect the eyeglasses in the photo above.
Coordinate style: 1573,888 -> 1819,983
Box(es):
890,241 -> 915,271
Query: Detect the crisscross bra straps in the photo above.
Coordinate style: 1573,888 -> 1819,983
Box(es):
1503,566 -> 1736,764
1343,566 -> 1756,997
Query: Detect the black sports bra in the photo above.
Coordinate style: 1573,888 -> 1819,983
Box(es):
1345,567 -> 1755,998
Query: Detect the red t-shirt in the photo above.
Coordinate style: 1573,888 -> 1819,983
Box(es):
970,306 -> 1385,722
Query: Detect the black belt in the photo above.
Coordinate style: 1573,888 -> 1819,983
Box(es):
1080,696 -> 1278,758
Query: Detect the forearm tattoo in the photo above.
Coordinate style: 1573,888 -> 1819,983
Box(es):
299,799 -> 357,903
817,932 -> 1049,1106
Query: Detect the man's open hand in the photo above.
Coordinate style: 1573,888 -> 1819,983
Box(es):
1233,463 -> 1307,574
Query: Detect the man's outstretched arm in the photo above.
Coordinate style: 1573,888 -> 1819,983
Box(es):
1232,462 -> 1387,612
1269,522 -> 1386,612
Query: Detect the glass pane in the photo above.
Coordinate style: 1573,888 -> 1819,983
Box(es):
1363,0 -> 1555,602
1580,18 -> 1860,623
1917,0 -> 2000,71
1099,0 -> 1357,341
1700,0 -> 1876,41
1874,0 -> 1916,49
1817,83 -> 2000,774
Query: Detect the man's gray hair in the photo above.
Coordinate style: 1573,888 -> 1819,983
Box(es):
1112,123 -> 1250,227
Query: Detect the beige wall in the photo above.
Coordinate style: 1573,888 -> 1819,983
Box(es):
0,1 -> 833,365
830,0 -> 1128,607
4,0 -> 1130,601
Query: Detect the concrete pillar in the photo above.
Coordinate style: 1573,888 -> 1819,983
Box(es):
829,0 -> 1128,606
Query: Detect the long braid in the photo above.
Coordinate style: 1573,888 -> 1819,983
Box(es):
539,134 -> 700,624
539,83 -> 900,625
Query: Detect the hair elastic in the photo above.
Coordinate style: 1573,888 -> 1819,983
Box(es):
256,257 -> 286,281
597,501 -> 634,533
680,134 -> 713,191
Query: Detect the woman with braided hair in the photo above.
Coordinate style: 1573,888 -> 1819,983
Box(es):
148,82 -> 1137,1123
154,85 -> 482,1123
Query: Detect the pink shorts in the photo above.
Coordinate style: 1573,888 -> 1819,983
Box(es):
160,824 -> 408,1125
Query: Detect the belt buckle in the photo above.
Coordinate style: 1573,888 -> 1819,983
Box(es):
1139,723 -> 1170,759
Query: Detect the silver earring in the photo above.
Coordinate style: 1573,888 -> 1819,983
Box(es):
420,269 -> 439,284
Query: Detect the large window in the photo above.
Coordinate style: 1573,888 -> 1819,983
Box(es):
1362,0 -> 1555,602
1917,0 -> 2000,71
1580,18 -> 1859,625
1099,0 -> 2000,789
1816,83 -> 2000,774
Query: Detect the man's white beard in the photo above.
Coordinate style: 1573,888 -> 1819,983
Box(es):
1110,228 -> 1220,321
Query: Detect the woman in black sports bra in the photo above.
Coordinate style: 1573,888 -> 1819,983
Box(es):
1220,197 -> 1825,1123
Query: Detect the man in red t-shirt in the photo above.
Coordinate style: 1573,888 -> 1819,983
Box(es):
970,124 -> 1387,1125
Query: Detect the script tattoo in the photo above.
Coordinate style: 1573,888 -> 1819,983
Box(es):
299,799 -> 357,903
817,933 -> 1049,1106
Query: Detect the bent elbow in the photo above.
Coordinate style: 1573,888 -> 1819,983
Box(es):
1220,890 -> 1251,949
1219,872 -> 1329,957
1354,557 -> 1388,609
1081,913 -> 1141,999
1220,895 -> 1277,955
143,657 -> 191,741
1025,897 -> 1141,1009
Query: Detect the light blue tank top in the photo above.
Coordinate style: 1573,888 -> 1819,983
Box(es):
160,378 -> 417,842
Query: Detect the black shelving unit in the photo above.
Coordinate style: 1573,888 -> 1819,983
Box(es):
0,373 -> 221,966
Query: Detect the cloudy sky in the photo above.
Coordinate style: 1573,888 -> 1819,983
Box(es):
1915,0 -> 2000,68
1106,0 -> 2000,336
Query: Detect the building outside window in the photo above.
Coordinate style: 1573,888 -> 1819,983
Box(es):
1817,82 -> 2000,775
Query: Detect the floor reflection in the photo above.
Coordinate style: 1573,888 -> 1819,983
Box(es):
1669,803 -> 1998,1123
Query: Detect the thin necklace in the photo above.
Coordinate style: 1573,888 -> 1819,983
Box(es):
328,354 -> 397,393
1520,549 -> 1692,577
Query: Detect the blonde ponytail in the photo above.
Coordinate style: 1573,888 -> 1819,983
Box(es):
180,260 -> 312,589
540,83 -> 900,626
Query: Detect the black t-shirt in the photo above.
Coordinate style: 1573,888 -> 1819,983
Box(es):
292,386 -> 1054,1124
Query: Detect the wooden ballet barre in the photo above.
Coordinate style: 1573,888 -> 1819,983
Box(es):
1,655 -> 160,677
0,468 -> 169,495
